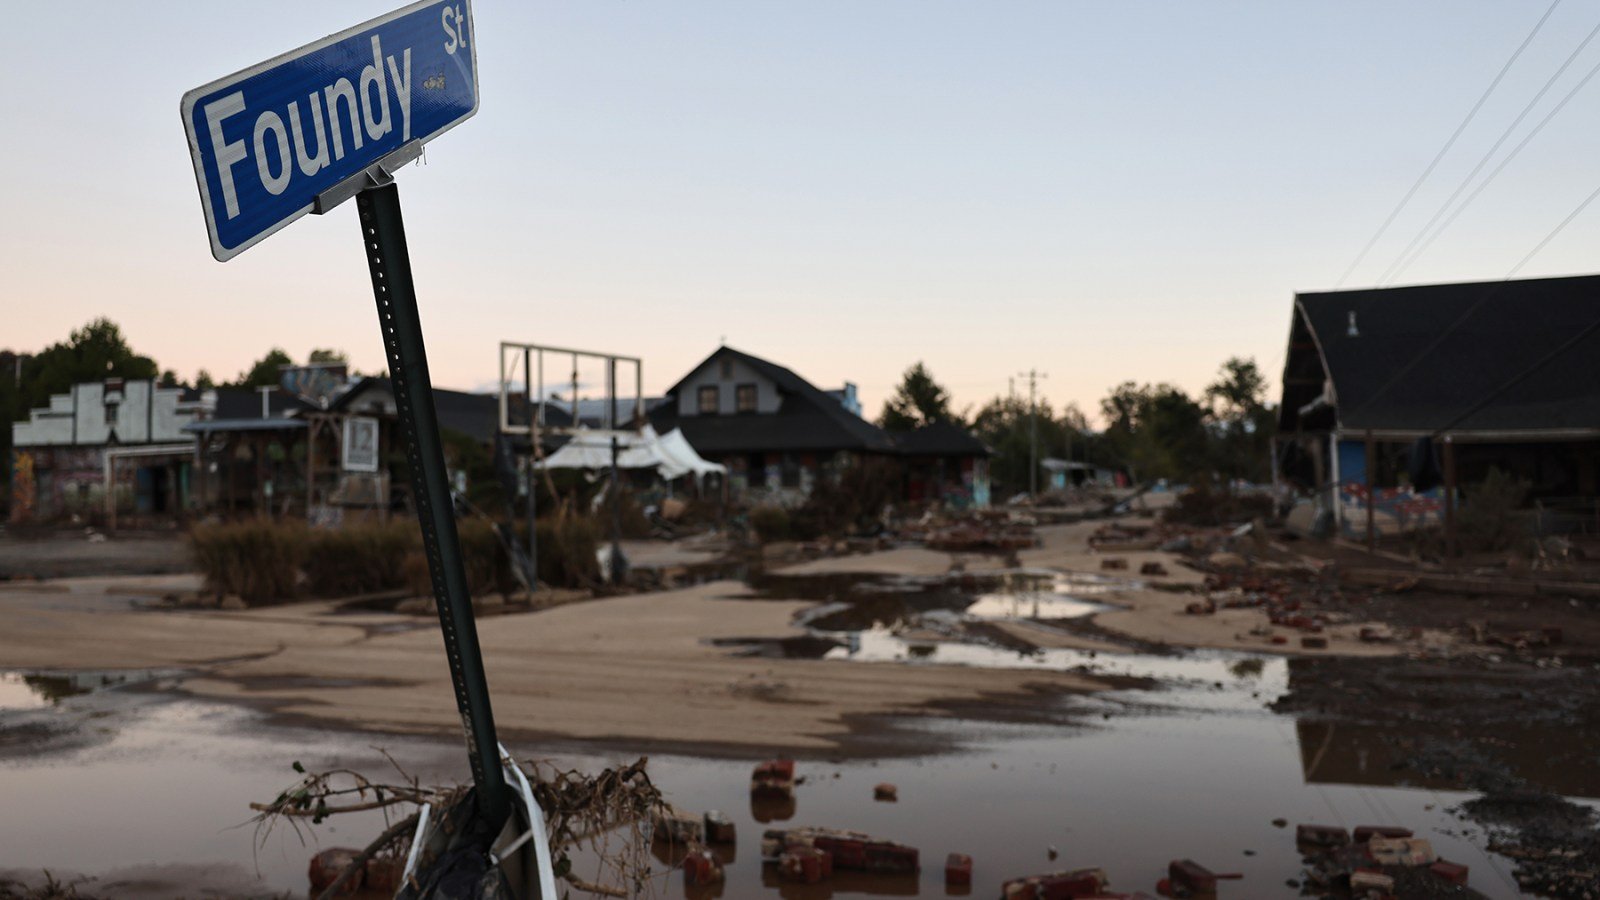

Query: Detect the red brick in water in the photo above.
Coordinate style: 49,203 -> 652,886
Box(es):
1430,860 -> 1469,885
945,852 -> 973,886
779,846 -> 832,883
682,848 -> 724,886
308,848 -> 363,895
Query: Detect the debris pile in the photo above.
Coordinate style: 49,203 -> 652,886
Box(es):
1295,822 -> 1488,898
901,509 -> 1039,553
1001,866 -> 1124,899
761,826 -> 921,883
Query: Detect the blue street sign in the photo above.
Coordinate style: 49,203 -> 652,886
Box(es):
182,0 -> 477,261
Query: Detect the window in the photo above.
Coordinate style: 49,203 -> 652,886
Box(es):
780,453 -> 802,488
698,385 -> 719,414
736,383 -> 758,413
104,404 -> 118,426
720,358 -> 733,379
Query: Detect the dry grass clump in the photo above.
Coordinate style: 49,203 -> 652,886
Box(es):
194,512 -> 605,606
189,519 -> 308,604
302,521 -> 416,597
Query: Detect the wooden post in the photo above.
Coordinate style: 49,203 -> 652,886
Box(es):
1443,435 -> 1457,557
1365,430 -> 1376,552
106,455 -> 118,532
249,432 -> 262,515
306,416 -> 318,519
225,434 -> 236,518
197,437 -> 208,517
1268,434 -> 1280,494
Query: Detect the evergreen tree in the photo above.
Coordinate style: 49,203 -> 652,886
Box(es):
879,362 -> 959,431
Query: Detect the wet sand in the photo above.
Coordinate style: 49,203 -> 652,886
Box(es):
0,579 -> 1110,754
0,518 -> 1434,756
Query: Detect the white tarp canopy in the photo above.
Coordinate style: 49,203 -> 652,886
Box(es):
535,425 -> 725,481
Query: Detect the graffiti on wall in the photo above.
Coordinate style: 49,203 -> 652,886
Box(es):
1338,482 -> 1447,536
10,452 -> 36,522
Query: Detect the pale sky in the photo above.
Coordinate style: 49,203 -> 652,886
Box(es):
7,2 -> 1600,424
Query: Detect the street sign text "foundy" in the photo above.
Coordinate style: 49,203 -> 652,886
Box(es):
181,0 -> 477,261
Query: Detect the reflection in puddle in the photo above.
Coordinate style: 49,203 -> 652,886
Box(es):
0,669 -> 1550,900
764,571 -> 1120,629
0,670 -> 157,711
0,673 -> 53,711
964,591 -> 1111,621
0,570 -> 1578,900
779,570 -> 1128,636
760,570 -> 1289,710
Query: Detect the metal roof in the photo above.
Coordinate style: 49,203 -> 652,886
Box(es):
1280,273 -> 1600,436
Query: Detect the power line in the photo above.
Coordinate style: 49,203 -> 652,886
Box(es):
1376,10 -> 1600,285
1338,181 -> 1600,430
1431,296 -> 1600,436
1333,0 -> 1562,289
1507,178 -> 1600,277
1387,46 -> 1600,282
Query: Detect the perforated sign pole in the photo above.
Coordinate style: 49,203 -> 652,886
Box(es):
357,182 -> 509,826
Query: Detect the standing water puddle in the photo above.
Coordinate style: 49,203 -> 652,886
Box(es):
0,571 -> 1591,897
0,669 -> 170,712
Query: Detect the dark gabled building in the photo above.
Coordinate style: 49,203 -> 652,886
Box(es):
651,346 -> 897,499
185,387 -> 314,519
892,420 -> 992,506
651,346 -> 990,506
333,376 -> 514,445
1277,272 -> 1600,536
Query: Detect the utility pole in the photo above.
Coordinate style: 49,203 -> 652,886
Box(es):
1018,369 -> 1047,497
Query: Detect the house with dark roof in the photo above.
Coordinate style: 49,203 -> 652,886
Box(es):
651,346 -> 990,506
181,372 -> 543,523
316,376 -> 581,519
185,386 -> 314,519
1276,273 -> 1600,537
893,419 -> 992,506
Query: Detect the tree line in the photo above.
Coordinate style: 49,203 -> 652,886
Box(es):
876,358 -> 1277,498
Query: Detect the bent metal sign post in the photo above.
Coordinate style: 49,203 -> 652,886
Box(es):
180,1 -> 512,827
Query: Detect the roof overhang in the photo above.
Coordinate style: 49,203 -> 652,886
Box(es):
185,418 -> 307,434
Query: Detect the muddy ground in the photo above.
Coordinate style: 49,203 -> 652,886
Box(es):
1266,584 -> 1600,898
6,513 -> 1600,897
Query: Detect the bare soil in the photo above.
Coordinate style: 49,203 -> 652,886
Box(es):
0,530 -> 190,580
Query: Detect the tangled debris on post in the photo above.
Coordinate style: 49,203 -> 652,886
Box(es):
249,753 -> 666,899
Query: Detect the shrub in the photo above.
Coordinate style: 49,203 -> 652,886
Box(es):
795,456 -> 902,539
536,514 -> 601,587
196,511 -> 605,604
189,520 -> 309,605
400,519 -> 518,597
750,506 -> 791,543
1457,467 -> 1531,554
1164,484 -> 1274,526
303,521 -> 417,597
457,518 -> 514,597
